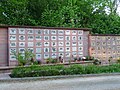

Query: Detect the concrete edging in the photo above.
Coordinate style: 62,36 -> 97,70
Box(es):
0,73 -> 120,82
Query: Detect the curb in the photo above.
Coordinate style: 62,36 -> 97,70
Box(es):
0,73 -> 120,82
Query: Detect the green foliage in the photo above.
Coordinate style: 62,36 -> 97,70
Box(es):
11,64 -> 120,78
11,65 -> 64,77
0,0 -> 120,34
13,52 -> 26,66
51,58 -> 58,63
0,0 -> 37,25
13,49 -> 35,66
41,0 -> 93,28
46,58 -> 52,64
46,58 -> 58,64
24,49 -> 35,61
84,65 -> 100,74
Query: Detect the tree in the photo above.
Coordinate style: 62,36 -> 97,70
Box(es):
0,0 -> 37,25
111,0 -> 120,14
41,0 -> 120,34
27,0 -> 67,25
0,0 -> 120,34
41,0 -> 94,28
88,8 -> 120,34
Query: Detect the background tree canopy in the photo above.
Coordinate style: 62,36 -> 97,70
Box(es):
0,0 -> 120,34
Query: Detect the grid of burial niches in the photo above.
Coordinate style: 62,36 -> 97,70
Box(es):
90,36 -> 120,60
9,28 -> 84,62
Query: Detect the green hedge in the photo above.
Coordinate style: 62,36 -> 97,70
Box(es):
11,64 -> 120,78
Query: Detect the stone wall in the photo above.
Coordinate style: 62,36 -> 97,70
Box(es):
89,35 -> 120,64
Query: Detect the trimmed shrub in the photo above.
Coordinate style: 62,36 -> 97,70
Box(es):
11,64 -> 120,78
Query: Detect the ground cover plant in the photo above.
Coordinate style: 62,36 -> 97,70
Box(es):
11,64 -> 120,78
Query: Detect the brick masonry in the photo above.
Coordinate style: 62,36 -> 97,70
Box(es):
0,28 -> 8,66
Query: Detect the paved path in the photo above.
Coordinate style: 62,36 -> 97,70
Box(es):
0,75 -> 120,90
0,73 -> 10,79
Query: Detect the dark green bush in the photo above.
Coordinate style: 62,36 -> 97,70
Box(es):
84,65 -> 100,74
11,64 -> 120,78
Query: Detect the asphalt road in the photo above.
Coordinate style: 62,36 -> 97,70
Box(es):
1,75 -> 120,90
